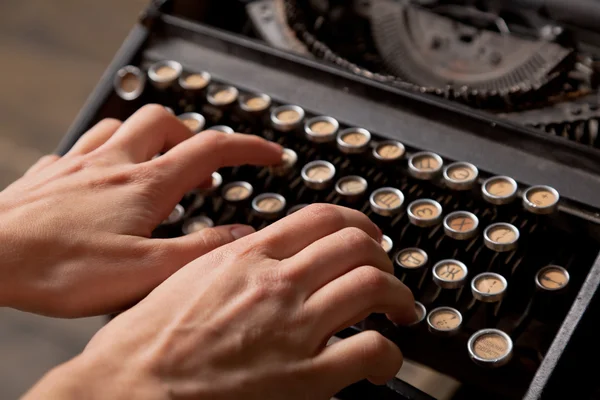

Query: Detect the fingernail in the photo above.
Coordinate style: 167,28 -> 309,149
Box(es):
230,225 -> 256,240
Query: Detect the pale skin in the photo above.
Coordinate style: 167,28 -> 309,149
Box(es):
0,104 -> 416,399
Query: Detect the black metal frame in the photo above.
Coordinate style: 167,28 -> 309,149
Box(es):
56,1 -> 600,399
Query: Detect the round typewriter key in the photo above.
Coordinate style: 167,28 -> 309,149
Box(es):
207,85 -> 239,107
427,307 -> 462,335
335,176 -> 368,201
252,193 -> 286,219
443,162 -> 479,190
177,112 -> 206,134
270,105 -> 305,132
270,148 -> 298,177
239,93 -> 272,114
433,259 -> 468,289
409,301 -> 427,326
148,60 -> 182,90
407,199 -> 443,227
536,265 -> 569,291
301,160 -> 336,190
182,216 -> 214,235
114,65 -> 145,101
408,152 -> 444,180
522,185 -> 560,214
286,203 -> 309,215
481,176 -> 518,205
471,272 -> 507,303
373,140 -> 405,162
222,181 -> 253,203
468,329 -> 513,367
380,235 -> 393,254
369,187 -> 404,216
443,211 -> 479,240
337,128 -> 371,154
162,204 -> 184,225
179,71 -> 211,92
483,223 -> 519,252
395,248 -> 428,270
208,125 -> 234,134
304,116 -> 339,143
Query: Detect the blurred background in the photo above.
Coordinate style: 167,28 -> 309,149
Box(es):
0,1 -> 147,398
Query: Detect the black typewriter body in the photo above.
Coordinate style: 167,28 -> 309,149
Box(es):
58,1 -> 600,399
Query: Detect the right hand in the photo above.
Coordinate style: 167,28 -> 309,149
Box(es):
26,204 -> 417,400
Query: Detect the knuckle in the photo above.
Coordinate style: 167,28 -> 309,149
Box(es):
196,228 -> 229,250
303,203 -> 346,230
355,266 -> 389,294
198,130 -> 228,150
339,227 -> 374,248
138,103 -> 173,120
360,331 -> 392,360
97,117 -> 122,129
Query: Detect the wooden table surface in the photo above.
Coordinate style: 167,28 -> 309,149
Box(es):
0,1 -> 146,398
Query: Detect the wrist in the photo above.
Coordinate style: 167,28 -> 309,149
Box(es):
23,350 -> 166,400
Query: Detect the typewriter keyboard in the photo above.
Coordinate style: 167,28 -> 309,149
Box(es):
113,59 -> 599,399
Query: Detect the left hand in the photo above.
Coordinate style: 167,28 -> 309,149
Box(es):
0,104 -> 283,317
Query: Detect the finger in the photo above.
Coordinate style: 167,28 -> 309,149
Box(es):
148,224 -> 256,270
104,104 -> 193,162
67,118 -> 122,156
288,227 -> 393,295
305,265 -> 416,340
311,330 -> 403,393
253,204 -> 381,259
151,130 -> 282,195
24,155 -> 60,176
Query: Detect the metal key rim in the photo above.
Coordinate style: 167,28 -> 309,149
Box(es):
522,185 -> 560,214
369,187 -> 405,216
372,140 -> 406,162
535,265 -> 570,292
114,65 -> 146,101
301,160 -> 336,190
221,181 -> 254,203
177,112 -> 206,134
408,151 -> 444,180
481,176 -> 518,205
270,105 -> 305,131
443,161 -> 479,191
471,272 -> 508,303
467,328 -> 513,367
432,259 -> 469,289
395,247 -> 428,270
252,193 -> 287,217
483,222 -> 519,252
443,211 -> 479,240
207,84 -> 239,107
178,70 -> 211,91
304,116 -> 339,143
407,199 -> 443,227
239,92 -> 272,113
336,127 -> 371,154
335,175 -> 368,198
427,306 -> 463,336
148,60 -> 182,87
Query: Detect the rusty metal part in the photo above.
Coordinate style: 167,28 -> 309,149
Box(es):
369,0 -> 575,94
497,94 -> 600,147
282,0 -> 576,111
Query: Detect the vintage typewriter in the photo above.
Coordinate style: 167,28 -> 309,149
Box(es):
57,1 -> 600,399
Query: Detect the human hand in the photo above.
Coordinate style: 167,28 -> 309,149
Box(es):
27,204 -> 417,400
0,104 -> 282,317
